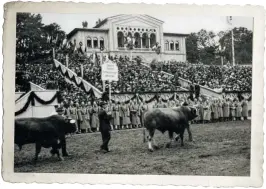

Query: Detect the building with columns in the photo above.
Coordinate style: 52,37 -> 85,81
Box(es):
67,14 -> 188,62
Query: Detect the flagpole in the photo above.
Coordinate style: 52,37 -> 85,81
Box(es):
231,29 -> 235,66
101,50 -> 105,92
109,80 -> 111,103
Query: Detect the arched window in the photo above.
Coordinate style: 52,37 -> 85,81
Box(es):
93,37 -> 98,48
150,33 -> 156,48
165,40 -> 169,51
134,33 -> 141,48
100,37 -> 104,49
175,41 -> 180,51
170,41 -> 174,51
117,31 -> 124,47
142,33 -> 149,48
87,37 -> 92,48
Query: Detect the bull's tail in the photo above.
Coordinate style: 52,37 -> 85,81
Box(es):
143,127 -> 146,143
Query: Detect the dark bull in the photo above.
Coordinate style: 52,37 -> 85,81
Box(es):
15,115 -> 76,161
143,106 -> 197,152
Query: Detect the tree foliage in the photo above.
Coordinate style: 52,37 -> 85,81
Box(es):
186,27 -> 253,65
16,13 -> 66,65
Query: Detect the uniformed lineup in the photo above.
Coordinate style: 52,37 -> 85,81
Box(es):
56,96 -> 249,134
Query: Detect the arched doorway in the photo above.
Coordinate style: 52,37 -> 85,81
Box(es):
150,33 -> 156,48
142,33 -> 149,48
117,31 -> 124,47
134,32 -> 141,48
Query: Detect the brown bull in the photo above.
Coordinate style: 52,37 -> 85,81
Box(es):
143,106 -> 197,152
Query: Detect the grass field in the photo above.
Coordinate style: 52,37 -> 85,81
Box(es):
14,120 -> 251,176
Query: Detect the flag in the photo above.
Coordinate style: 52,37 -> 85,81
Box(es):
227,16 -> 233,25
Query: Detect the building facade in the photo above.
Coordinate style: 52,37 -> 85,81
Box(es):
67,14 -> 188,62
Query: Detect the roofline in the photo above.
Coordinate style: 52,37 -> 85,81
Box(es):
93,18 -> 108,28
67,28 -> 109,39
94,14 -> 164,28
163,32 -> 189,37
144,14 -> 164,23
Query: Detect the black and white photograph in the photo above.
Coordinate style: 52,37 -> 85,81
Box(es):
2,2 -> 264,187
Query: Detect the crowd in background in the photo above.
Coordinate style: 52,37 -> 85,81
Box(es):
55,95 -> 249,134
57,53 -> 180,93
153,61 -> 252,92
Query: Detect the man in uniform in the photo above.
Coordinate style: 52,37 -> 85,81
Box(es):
98,101 -> 112,153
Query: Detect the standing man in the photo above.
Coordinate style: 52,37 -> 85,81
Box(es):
98,101 -> 112,153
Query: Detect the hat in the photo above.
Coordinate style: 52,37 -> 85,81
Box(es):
99,101 -> 108,107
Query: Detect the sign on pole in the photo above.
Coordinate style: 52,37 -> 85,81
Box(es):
101,60 -> 118,102
101,60 -> 119,82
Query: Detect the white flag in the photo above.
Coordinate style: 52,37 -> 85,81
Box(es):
227,16 -> 233,25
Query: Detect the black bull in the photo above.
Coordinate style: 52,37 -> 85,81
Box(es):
15,115 -> 77,161
143,106 -> 197,152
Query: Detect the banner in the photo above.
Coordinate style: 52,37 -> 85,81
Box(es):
54,59 -> 103,98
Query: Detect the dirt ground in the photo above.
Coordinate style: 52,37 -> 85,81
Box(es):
14,120 -> 251,176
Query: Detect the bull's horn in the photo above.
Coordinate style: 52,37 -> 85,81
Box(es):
70,120 -> 76,124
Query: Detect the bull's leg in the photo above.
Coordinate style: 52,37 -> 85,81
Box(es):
147,129 -> 155,152
35,143 -> 42,161
52,144 -> 64,161
187,125 -> 193,142
180,132 -> 184,147
166,131 -> 174,148
60,136 -> 68,157
152,138 -> 159,150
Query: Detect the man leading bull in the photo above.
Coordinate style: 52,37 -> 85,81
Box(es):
98,100 -> 113,153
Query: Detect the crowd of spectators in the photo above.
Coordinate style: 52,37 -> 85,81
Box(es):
57,53 -> 181,93
153,61 -> 252,92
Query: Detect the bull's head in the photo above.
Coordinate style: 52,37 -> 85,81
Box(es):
64,117 -> 77,134
188,107 -> 198,120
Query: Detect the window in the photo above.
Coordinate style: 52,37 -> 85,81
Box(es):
100,37 -> 104,49
150,33 -> 156,48
175,41 -> 180,51
117,31 -> 124,47
170,41 -> 174,51
93,37 -> 98,48
142,33 -> 148,48
165,40 -> 169,51
87,37 -> 92,48
134,33 -> 141,48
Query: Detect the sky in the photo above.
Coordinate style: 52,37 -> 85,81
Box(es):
40,13 -> 253,35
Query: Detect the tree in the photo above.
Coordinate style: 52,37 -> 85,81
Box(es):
219,27 -> 253,64
185,33 -> 199,63
16,13 -> 66,66
16,13 -> 45,64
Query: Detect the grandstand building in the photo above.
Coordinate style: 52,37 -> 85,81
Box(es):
67,14 -> 188,62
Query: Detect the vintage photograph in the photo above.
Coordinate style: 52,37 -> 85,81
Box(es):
14,12 -> 253,175
2,2 -> 264,186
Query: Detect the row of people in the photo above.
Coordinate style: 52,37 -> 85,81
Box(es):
55,96 -> 249,134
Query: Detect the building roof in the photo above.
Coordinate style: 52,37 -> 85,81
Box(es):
67,28 -> 109,39
163,32 -> 189,37
94,14 -> 164,28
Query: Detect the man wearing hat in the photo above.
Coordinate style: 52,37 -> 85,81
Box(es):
98,100 -> 113,153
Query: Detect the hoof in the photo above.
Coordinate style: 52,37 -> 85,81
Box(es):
62,153 -> 69,157
58,156 -> 64,161
154,145 -> 159,150
148,148 -> 154,152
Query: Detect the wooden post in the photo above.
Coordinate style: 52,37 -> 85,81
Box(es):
109,80 -> 111,103
53,48 -> 55,59
66,54 -> 69,67
80,64 -> 83,78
